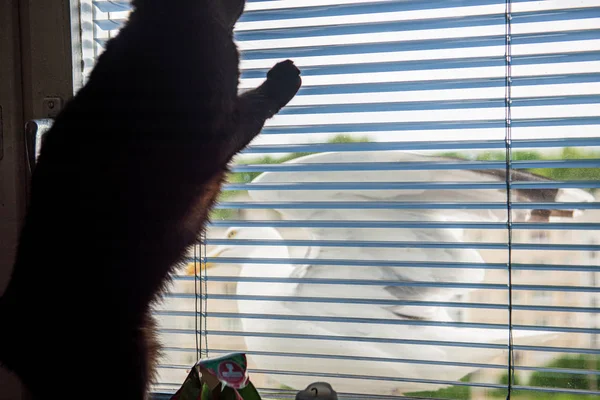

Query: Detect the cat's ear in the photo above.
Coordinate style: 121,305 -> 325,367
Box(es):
216,0 -> 246,29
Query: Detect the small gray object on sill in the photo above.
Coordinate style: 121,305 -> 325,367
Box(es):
295,382 -> 338,400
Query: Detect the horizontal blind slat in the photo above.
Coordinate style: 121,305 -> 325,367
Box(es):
229,159 -> 600,173
284,81 -> 600,107
92,0 -> 600,15
240,61 -> 600,89
203,239 -> 600,251
155,310 -> 600,334
215,201 -> 600,210
222,180 -> 600,191
167,293 -> 600,313
174,275 -> 600,293
159,350 -> 600,377
243,137 -> 600,152
159,328 -> 600,355
186,257 -> 600,272
206,220 -> 600,231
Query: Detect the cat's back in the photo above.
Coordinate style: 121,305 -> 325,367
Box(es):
6,2 -> 243,303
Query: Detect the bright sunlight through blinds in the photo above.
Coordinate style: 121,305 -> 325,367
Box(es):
79,1 -> 600,399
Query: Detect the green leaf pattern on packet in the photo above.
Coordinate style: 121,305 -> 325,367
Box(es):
169,367 -> 203,400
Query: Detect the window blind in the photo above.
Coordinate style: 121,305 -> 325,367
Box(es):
85,1 -> 600,399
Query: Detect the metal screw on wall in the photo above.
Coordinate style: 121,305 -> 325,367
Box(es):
43,97 -> 62,118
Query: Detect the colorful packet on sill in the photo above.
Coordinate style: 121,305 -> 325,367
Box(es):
169,352 -> 261,400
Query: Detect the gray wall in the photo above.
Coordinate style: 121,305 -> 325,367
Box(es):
0,1 -> 76,398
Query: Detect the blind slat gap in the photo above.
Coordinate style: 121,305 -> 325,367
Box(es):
504,3 -> 515,398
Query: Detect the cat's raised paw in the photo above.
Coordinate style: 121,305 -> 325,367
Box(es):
267,59 -> 300,80
265,59 -> 302,107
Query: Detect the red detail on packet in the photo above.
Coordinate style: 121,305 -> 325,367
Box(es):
217,360 -> 247,388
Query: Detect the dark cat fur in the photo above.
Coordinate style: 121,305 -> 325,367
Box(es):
0,0 -> 300,398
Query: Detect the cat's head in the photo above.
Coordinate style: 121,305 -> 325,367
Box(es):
132,1 -> 246,30
216,0 -> 246,29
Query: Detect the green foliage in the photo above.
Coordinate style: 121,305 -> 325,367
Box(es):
210,145 -> 600,221
438,151 -> 473,160
508,394 -> 600,400
209,134 -> 371,220
404,373 -> 473,399
440,147 -> 600,185
488,372 -> 523,397
278,384 -> 296,391
405,355 -> 600,400
498,355 -> 600,399
200,382 -> 262,400
527,355 -> 600,393
325,133 -> 370,144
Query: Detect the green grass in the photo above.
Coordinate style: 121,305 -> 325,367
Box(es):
526,355 -> 600,393
404,374 -> 474,399
248,357 -> 599,399
508,395 -> 600,400
405,356 -> 600,400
